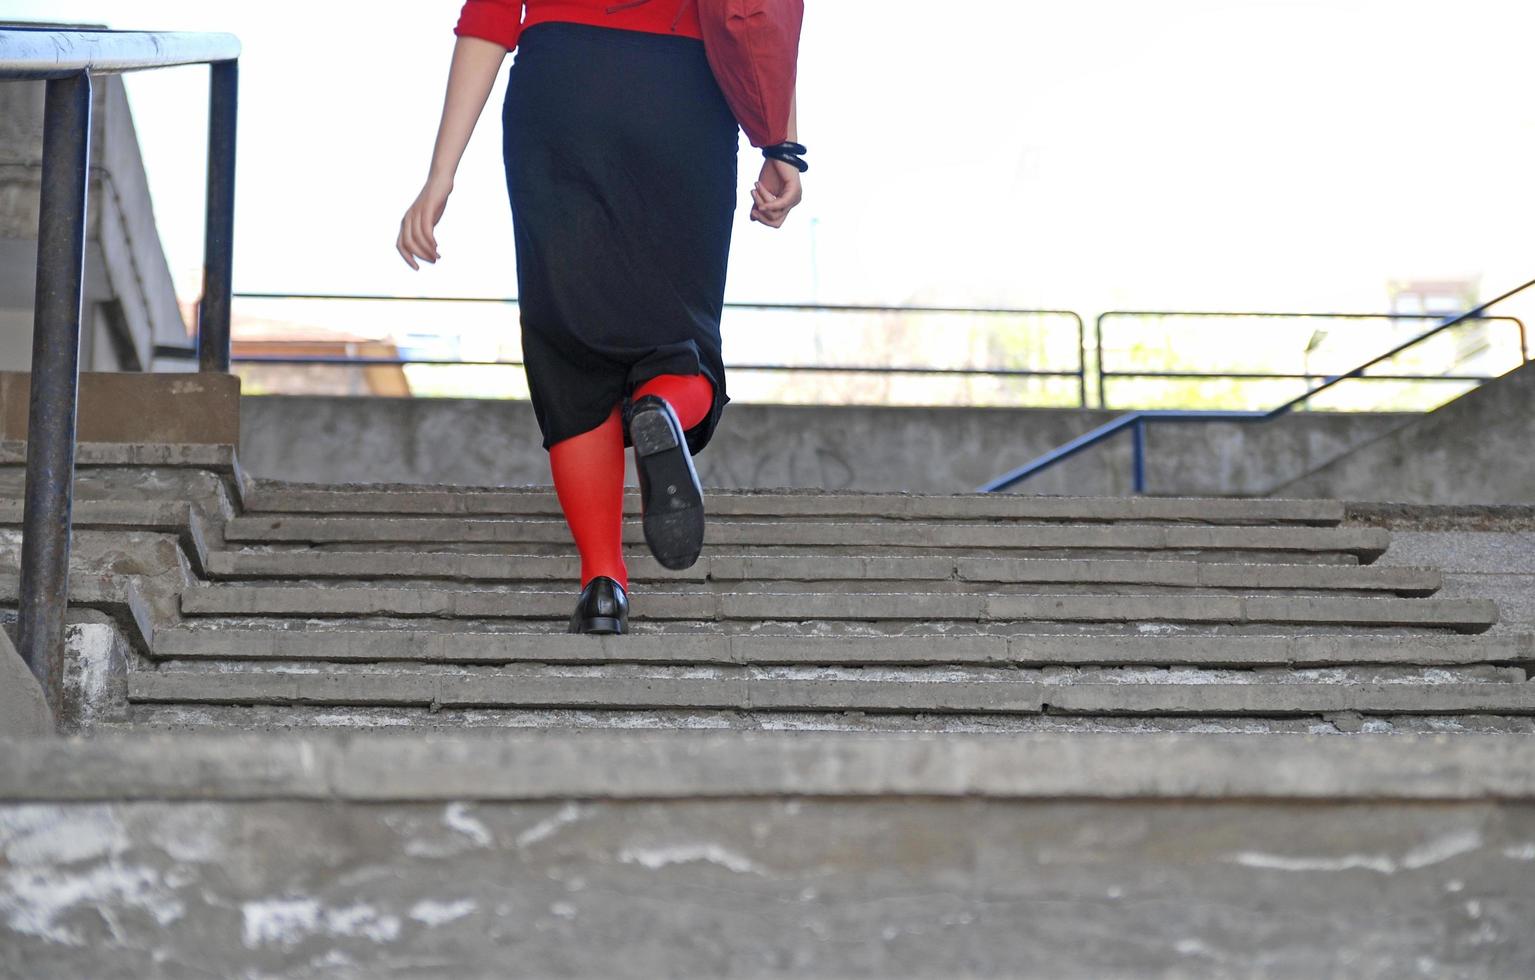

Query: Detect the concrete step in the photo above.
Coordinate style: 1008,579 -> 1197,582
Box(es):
149,628 -> 1534,668
0,497 -> 194,530
204,550 -> 1442,595
4,731 -> 1532,977
126,663 -> 1535,716
240,483 -> 1346,525
119,702 -> 1535,735
177,585 -> 1497,632
222,516 -> 1390,561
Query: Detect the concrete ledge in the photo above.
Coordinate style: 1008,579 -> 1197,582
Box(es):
0,439 -> 237,468
4,731 -> 1535,801
0,372 -> 240,444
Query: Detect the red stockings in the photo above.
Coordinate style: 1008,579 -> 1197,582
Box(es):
548,373 -> 715,589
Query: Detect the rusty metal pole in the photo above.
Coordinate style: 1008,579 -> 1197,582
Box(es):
198,59 -> 237,372
17,71 -> 92,711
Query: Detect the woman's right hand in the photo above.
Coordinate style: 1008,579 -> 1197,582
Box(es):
396,177 -> 452,270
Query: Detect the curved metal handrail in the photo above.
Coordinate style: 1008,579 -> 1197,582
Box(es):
980,275 -> 1535,493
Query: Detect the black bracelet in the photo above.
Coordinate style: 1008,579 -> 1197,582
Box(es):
762,141 -> 808,173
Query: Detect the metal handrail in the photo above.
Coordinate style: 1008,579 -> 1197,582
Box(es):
0,27 -> 240,77
2,26 -> 241,715
219,292 -> 1093,404
980,276 -> 1535,494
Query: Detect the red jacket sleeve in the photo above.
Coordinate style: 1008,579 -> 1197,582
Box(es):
454,0 -> 523,49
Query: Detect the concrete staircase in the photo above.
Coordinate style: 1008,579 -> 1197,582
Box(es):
109,464 -> 1534,735
4,444 -> 1535,977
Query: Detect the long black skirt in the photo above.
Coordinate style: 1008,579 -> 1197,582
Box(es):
502,21 -> 739,453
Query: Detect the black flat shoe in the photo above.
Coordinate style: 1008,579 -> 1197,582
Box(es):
628,394 -> 705,570
568,576 -> 629,635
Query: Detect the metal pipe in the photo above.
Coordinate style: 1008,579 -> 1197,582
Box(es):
0,28 -> 242,79
1094,313 -> 1107,409
232,292 -> 1078,318
16,72 -> 92,712
1071,312 -> 1087,408
199,59 -> 237,372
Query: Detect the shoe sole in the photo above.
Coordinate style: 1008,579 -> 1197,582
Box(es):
631,403 -> 705,571
570,616 -> 625,635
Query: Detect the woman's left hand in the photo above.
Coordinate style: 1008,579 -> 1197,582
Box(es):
750,159 -> 803,229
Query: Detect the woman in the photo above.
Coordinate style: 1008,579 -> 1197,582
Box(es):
397,0 -> 803,634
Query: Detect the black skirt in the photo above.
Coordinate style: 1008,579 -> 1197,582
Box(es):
501,21 -> 739,453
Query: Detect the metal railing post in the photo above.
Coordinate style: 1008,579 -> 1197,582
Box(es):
198,58 -> 237,372
1130,417 -> 1147,494
1094,313 -> 1107,409
17,71 -> 92,710
1073,313 -> 1088,408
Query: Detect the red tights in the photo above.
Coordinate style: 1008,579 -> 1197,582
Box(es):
548,373 -> 714,589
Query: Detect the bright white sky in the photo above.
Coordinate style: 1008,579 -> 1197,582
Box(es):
9,0 -> 1535,321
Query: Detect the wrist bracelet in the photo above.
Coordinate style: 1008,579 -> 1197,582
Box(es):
762,141 -> 808,173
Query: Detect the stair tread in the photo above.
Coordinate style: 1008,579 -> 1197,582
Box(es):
149,627 -> 1534,666
220,516 -> 1389,556
177,585 -> 1496,629
204,551 -> 1440,593
240,484 -> 1346,525
127,668 -> 1535,715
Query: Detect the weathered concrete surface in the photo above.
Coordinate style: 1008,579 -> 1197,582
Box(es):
0,71 -> 189,373
1279,362 -> 1535,503
2,735 -> 1535,977
238,395 -> 1411,496
2,797 -> 1530,979
0,627 -> 51,736
1370,526 -> 1535,635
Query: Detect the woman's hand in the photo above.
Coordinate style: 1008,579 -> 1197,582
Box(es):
397,177 -> 452,270
750,158 -> 803,229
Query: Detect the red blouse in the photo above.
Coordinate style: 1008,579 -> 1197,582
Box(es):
455,1 -> 704,51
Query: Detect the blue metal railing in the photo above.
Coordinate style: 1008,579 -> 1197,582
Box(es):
980,276 -> 1535,494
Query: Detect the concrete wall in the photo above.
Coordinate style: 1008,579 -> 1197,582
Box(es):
239,394 -> 1409,497
0,68 -> 189,373
1280,363 -> 1535,504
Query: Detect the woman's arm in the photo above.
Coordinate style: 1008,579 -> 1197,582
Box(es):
750,89 -> 803,230
397,35 -> 508,269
